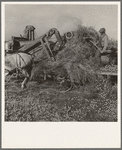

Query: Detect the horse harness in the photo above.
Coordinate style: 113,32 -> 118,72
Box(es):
15,53 -> 31,77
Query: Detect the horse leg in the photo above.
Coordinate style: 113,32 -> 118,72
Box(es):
21,69 -> 29,89
16,68 -> 20,79
21,77 -> 29,89
21,66 -> 32,89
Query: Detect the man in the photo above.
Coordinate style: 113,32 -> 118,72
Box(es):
98,28 -> 109,53
5,38 -> 20,53
97,28 -> 117,65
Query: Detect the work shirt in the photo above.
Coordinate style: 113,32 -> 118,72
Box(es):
99,33 -> 109,51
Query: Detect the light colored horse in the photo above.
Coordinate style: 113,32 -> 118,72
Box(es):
5,52 -> 33,89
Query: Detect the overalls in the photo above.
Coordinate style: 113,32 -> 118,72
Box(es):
95,34 -> 109,65
99,33 -> 109,52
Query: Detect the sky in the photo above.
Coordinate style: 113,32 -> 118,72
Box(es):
4,3 -> 118,41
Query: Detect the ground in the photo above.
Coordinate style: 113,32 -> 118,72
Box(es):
5,75 -> 117,122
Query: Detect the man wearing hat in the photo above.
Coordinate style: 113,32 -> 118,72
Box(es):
98,28 -> 109,53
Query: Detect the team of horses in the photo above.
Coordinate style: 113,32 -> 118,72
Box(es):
5,41 -> 33,89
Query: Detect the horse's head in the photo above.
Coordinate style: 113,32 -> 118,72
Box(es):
5,40 -> 13,53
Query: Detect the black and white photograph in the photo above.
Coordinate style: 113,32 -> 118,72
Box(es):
2,1 -> 121,148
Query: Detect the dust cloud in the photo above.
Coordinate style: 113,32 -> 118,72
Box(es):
56,14 -> 82,34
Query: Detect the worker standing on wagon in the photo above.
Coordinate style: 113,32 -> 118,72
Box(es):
98,28 -> 109,53
97,28 -> 115,66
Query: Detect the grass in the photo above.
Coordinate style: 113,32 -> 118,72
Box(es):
5,75 -> 117,121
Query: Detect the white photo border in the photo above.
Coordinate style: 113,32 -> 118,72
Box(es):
1,1 -> 121,148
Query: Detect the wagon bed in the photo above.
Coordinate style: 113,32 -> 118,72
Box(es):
96,65 -> 117,76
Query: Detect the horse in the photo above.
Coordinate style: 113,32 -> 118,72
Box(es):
5,52 -> 33,89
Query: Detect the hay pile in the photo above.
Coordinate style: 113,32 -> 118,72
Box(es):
31,25 -> 102,86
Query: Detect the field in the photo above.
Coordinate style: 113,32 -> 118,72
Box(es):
5,74 -> 117,122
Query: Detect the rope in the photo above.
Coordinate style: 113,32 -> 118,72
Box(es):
15,53 -> 28,77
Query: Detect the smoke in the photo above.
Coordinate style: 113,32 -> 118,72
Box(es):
56,14 -> 82,34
